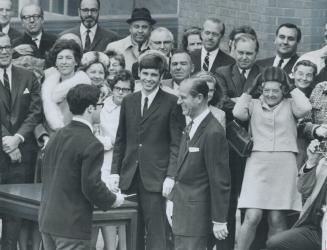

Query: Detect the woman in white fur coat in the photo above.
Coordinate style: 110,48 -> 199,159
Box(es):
34,39 -> 91,146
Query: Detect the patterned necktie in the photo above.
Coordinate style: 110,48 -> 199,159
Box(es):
142,97 -> 148,117
185,120 -> 194,141
202,52 -> 210,71
84,29 -> 91,52
241,69 -> 247,84
3,68 -> 11,107
32,38 -> 38,48
277,58 -> 284,68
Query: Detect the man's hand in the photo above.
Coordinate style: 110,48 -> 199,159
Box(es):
2,135 -> 22,153
306,139 -> 322,168
112,192 -> 125,208
8,148 -> 22,163
213,222 -> 228,240
162,177 -> 175,198
108,174 -> 120,193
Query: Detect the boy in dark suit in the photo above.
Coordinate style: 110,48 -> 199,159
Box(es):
39,84 -> 125,250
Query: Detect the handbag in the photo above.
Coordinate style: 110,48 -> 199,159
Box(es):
226,120 -> 253,157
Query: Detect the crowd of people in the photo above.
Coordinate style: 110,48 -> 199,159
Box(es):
0,0 -> 327,249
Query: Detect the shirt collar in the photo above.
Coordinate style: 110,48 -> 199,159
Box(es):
124,35 -> 150,52
202,46 -> 219,57
80,23 -> 98,35
31,31 -> 42,41
189,108 -> 210,139
72,117 -> 93,132
2,24 -> 9,34
237,66 -> 251,78
274,54 -> 291,66
141,86 -> 160,105
0,64 -> 12,73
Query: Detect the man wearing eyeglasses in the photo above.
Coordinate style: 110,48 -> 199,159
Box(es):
0,32 -> 42,250
61,0 -> 118,53
0,0 -> 21,41
132,27 -> 174,80
12,4 -> 57,59
190,18 -> 234,74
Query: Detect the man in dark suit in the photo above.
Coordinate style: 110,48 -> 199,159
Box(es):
61,0 -> 118,53
256,23 -> 301,74
111,53 -> 185,250
39,84 -> 124,250
172,77 -> 230,250
0,0 -> 22,41
13,4 -> 57,59
215,33 -> 262,250
161,49 -> 194,96
190,18 -> 234,74
0,32 -> 42,250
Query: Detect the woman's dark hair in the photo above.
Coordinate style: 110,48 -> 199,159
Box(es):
193,71 -> 223,106
110,69 -> 135,92
48,39 -> 82,68
67,84 -> 100,115
293,59 -> 318,77
182,26 -> 202,51
104,49 -> 126,69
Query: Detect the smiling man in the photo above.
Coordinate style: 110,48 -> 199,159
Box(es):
110,53 -> 185,250
61,0 -> 117,52
106,8 -> 155,71
257,23 -> 301,74
13,4 -> 56,59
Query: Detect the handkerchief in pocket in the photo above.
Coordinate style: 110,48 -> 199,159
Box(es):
188,147 -> 200,152
23,88 -> 30,94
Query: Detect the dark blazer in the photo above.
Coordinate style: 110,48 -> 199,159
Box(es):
216,63 -> 263,123
0,66 -> 42,176
172,113 -> 230,236
190,48 -> 235,74
256,54 -> 299,74
13,31 -> 57,59
8,27 -> 22,42
61,25 -> 118,52
111,88 -> 185,192
39,121 -> 116,240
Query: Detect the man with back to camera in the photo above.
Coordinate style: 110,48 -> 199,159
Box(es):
172,77 -> 230,250
106,7 -> 155,71
257,23 -> 301,74
13,3 -> 57,59
190,18 -> 235,74
110,53 -> 185,250
39,84 -> 125,250
60,0 -> 118,53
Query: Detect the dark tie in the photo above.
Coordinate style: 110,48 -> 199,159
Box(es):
84,29 -> 91,52
3,68 -> 11,107
202,52 -> 210,71
277,58 -> 284,68
0,25 -> 2,32
32,38 -> 38,48
142,97 -> 148,117
185,120 -> 194,141
241,69 -> 247,84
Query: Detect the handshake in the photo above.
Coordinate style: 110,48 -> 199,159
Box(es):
109,174 -> 137,208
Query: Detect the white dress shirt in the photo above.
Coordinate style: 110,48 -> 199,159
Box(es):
80,24 -> 97,49
273,55 -> 291,69
31,32 -> 42,48
188,108 -> 210,139
238,67 -> 251,79
141,86 -> 160,115
201,47 -> 219,71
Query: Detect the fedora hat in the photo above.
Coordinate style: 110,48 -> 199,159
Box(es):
127,8 -> 156,25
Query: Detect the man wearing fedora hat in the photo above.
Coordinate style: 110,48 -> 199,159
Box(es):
106,7 -> 155,71
60,0 -> 118,53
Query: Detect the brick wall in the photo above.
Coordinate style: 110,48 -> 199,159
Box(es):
178,0 -> 327,59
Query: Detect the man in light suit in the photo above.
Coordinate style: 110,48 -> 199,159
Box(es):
190,18 -> 234,74
13,4 -> 57,59
61,0 -> 118,52
39,84 -> 124,250
256,23 -> 301,74
0,0 -> 22,42
215,33 -> 262,250
172,77 -> 230,250
0,32 -> 42,250
111,53 -> 185,250
267,140 -> 326,250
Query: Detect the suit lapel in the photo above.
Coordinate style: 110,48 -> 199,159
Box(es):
176,113 -> 212,172
140,89 -> 163,124
133,92 -> 142,122
231,65 -> 243,96
284,54 -> 298,74
90,26 -> 102,51
11,66 -> 24,109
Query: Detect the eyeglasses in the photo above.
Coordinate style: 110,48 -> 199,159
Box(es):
80,8 -> 98,14
96,103 -> 104,109
113,86 -> 131,93
22,14 -> 42,21
0,46 -> 12,52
